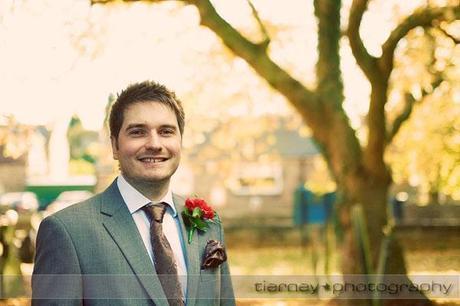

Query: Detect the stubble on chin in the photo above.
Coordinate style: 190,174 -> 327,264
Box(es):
123,172 -> 169,188
121,170 -> 172,198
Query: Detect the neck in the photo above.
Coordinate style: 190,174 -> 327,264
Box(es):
122,175 -> 170,202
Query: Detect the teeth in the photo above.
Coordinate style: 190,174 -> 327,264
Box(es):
140,158 -> 166,163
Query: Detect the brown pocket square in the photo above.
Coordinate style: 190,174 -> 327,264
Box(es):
201,240 -> 227,269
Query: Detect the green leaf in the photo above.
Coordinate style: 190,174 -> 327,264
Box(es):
187,227 -> 195,244
192,207 -> 202,218
193,218 -> 209,230
183,209 -> 191,217
181,211 -> 192,227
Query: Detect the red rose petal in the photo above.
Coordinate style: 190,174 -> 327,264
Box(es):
185,198 -> 214,219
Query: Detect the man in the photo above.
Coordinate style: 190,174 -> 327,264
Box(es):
32,81 -> 235,306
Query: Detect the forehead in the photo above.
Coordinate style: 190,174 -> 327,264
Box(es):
122,101 -> 178,127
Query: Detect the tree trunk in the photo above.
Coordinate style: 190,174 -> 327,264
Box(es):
335,176 -> 433,306
335,177 -> 387,306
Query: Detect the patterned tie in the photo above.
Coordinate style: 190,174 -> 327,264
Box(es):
142,203 -> 184,306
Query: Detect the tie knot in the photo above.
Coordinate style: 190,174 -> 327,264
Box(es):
143,202 -> 167,223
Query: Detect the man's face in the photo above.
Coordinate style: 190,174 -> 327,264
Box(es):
111,101 -> 181,188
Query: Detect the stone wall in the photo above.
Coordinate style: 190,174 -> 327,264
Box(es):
190,158 -> 315,219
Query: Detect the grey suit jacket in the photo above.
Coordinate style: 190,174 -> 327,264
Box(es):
32,180 -> 235,306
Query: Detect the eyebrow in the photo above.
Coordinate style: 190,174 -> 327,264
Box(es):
125,123 -> 147,130
125,123 -> 178,130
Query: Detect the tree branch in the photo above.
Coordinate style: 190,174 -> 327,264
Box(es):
347,0 -> 379,82
380,5 -> 460,79
388,75 -> 443,142
388,93 -> 416,142
314,0 -> 344,102
246,0 -> 270,49
364,5 -> 459,174
186,0 -> 322,111
437,26 -> 460,44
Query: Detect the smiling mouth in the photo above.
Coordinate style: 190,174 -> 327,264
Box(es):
138,157 -> 168,163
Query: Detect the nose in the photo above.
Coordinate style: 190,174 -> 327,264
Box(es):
145,132 -> 162,151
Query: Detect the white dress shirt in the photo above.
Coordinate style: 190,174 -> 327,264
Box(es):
117,175 -> 187,298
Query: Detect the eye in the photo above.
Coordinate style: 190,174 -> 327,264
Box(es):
128,129 -> 146,136
160,128 -> 175,136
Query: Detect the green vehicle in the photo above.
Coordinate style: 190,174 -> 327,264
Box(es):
25,176 -> 96,210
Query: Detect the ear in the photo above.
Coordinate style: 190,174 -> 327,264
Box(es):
110,136 -> 119,160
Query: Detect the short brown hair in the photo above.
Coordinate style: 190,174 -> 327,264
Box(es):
109,81 -> 185,140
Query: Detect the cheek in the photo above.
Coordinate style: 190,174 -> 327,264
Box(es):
167,140 -> 182,156
118,140 -> 142,157
172,145 -> 182,157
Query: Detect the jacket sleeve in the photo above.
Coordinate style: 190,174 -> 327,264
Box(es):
32,215 -> 83,306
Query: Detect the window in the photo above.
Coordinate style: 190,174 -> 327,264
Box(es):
227,162 -> 283,196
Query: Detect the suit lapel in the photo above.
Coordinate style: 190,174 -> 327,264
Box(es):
174,194 -> 200,306
100,181 -> 168,304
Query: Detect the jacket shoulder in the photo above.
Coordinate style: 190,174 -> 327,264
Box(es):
50,192 -> 103,221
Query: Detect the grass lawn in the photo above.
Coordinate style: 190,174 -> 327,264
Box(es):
226,241 -> 459,306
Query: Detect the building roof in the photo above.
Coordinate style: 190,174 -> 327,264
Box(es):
187,116 -> 320,159
270,128 -> 319,157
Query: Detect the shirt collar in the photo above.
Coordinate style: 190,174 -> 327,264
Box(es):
117,175 -> 177,217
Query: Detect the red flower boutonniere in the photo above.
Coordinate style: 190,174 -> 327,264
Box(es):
182,198 -> 219,243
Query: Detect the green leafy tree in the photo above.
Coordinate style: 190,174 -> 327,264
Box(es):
387,27 -> 460,204
67,114 -> 99,174
389,90 -> 460,204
